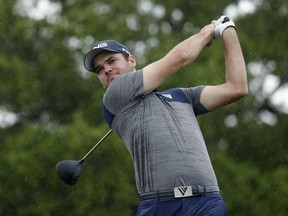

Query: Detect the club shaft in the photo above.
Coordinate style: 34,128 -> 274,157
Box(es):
80,129 -> 112,162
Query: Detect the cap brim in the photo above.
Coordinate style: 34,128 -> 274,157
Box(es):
84,48 -> 122,72
84,48 -> 106,72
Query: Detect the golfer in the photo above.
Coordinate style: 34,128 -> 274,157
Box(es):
84,16 -> 248,215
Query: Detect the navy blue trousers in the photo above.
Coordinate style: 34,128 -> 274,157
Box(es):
136,192 -> 228,216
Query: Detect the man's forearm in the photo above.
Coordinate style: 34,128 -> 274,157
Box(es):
222,28 -> 248,95
167,24 -> 215,68
142,24 -> 214,93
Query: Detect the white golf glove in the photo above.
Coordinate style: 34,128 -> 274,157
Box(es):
212,15 -> 236,37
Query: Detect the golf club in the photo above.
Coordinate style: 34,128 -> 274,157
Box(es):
56,129 -> 112,185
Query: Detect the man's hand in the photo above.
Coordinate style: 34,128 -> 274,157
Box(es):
200,24 -> 215,47
212,16 -> 236,37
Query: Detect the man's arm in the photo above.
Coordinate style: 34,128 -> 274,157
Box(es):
200,27 -> 248,111
142,24 -> 215,93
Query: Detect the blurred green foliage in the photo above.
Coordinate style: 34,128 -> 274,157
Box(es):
0,0 -> 287,215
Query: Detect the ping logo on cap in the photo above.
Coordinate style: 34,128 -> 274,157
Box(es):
93,42 -> 108,49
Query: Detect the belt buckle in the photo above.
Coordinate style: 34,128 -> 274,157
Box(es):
173,186 -> 193,198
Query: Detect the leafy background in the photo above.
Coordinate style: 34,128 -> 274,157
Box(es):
0,0 -> 287,215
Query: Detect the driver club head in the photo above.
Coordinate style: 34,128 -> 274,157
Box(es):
56,160 -> 83,185
55,130 -> 112,185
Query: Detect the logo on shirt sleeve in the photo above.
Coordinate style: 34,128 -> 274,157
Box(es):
161,94 -> 172,99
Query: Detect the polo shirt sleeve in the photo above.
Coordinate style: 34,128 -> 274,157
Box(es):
181,86 -> 209,116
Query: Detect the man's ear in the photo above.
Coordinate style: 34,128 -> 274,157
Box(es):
128,55 -> 137,69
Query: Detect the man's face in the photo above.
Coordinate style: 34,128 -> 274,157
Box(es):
93,51 -> 136,88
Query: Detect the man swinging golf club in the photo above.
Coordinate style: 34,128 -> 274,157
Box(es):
83,15 -> 248,215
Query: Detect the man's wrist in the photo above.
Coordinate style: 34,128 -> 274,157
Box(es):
222,27 -> 237,38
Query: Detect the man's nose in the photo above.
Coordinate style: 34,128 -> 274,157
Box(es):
104,66 -> 112,74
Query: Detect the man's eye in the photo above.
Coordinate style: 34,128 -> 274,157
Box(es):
109,58 -> 116,64
94,67 -> 102,74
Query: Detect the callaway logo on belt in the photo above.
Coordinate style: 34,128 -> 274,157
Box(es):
174,186 -> 193,198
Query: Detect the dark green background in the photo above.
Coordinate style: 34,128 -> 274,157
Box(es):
1,0 -> 287,215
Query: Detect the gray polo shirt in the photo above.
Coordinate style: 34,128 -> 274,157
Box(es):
102,70 -> 218,194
